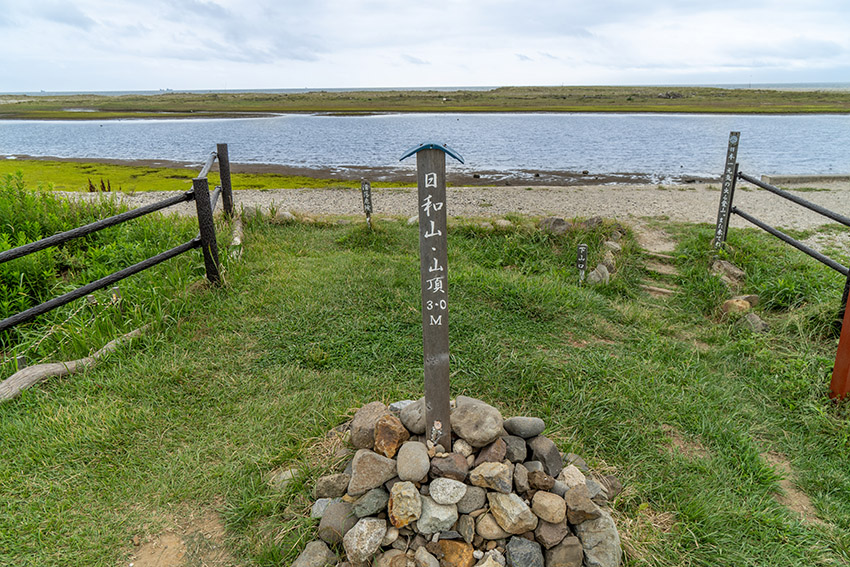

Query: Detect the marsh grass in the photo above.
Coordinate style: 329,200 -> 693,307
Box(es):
0,159 -> 409,193
0,210 -> 849,566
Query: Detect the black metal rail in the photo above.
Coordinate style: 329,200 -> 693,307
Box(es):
0,144 -> 233,334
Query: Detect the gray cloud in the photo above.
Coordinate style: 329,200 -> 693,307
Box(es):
516,54 -> 533,62
402,54 -> 430,65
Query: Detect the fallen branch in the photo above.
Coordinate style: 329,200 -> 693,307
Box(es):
0,326 -> 146,403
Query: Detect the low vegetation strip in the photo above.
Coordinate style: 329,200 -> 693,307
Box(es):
0,194 -> 848,566
2,86 -> 850,120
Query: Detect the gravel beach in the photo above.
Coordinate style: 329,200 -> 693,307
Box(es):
58,179 -> 850,232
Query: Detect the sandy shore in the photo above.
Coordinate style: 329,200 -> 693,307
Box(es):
58,179 -> 850,232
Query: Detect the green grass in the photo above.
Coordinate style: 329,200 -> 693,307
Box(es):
1,201 -> 849,566
0,159 -> 409,193
2,86 -> 850,120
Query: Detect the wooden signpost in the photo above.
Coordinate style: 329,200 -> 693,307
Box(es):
361,179 -> 373,229
400,142 -> 464,450
713,131 -> 741,249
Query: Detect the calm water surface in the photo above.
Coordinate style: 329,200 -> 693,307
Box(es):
1,113 -> 848,180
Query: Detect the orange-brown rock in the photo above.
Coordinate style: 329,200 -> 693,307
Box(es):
374,414 -> 410,458
437,540 -> 476,567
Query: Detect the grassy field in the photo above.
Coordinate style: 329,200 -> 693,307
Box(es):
2,86 -> 850,120
0,159 -> 408,193
1,182 -> 849,566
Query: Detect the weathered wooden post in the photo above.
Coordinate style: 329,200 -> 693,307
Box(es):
216,143 -> 234,219
192,177 -> 222,285
713,131 -> 741,248
400,142 -> 464,450
361,179 -> 373,230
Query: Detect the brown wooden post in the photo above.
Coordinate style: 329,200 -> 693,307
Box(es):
193,177 -> 221,285
216,143 -> 234,219
401,142 -> 464,450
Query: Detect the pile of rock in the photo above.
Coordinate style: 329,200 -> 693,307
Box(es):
294,396 -> 622,567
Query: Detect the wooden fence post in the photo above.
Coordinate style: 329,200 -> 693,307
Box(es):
193,177 -> 221,285
216,143 -> 234,219
401,142 -> 464,450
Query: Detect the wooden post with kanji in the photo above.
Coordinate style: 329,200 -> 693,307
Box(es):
400,142 -> 464,450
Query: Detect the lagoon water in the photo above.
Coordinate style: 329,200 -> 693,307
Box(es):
1,113 -> 848,181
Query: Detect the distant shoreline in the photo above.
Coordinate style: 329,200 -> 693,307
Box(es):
2,85 -> 849,120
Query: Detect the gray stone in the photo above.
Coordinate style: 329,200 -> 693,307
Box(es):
469,462 -> 513,494
343,517 -> 387,564
513,463 -> 530,494
588,264 -> 610,285
534,518 -> 569,549
565,484 -> 603,525
586,478 -> 607,501
457,514 -> 475,544
417,496 -> 458,534
545,535 -> 584,567
573,510 -> 622,567
400,397 -> 426,435
429,477 -> 467,505
350,401 -> 390,449
600,475 -> 623,499
450,399 -> 504,447
389,399 -> 416,413
502,435 -> 528,463
503,417 -> 546,438
348,449 -> 398,496
505,536 -> 544,567
558,465 -> 587,489
311,498 -> 334,519
397,441 -> 431,482
711,259 -> 745,289
551,480 -> 568,497
314,473 -> 351,498
317,500 -> 357,545
564,453 -> 589,472
487,492 -> 539,534
527,436 -> 563,478
388,481 -> 422,528
540,217 -> 570,235
292,540 -> 337,567
267,467 -> 298,491
602,250 -> 617,272
456,485 -> 487,514
523,461 -> 544,473
414,546 -> 441,567
382,526 -> 399,547
353,487 -> 390,518
739,312 -> 769,333
603,240 -> 622,253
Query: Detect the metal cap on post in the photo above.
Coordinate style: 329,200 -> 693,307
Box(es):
400,142 -> 464,451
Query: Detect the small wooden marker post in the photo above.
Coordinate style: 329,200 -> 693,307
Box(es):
577,244 -> 588,285
361,179 -> 373,230
400,142 -> 464,450
713,131 -> 741,249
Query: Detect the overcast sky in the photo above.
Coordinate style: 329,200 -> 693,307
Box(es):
1,0 -> 848,92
